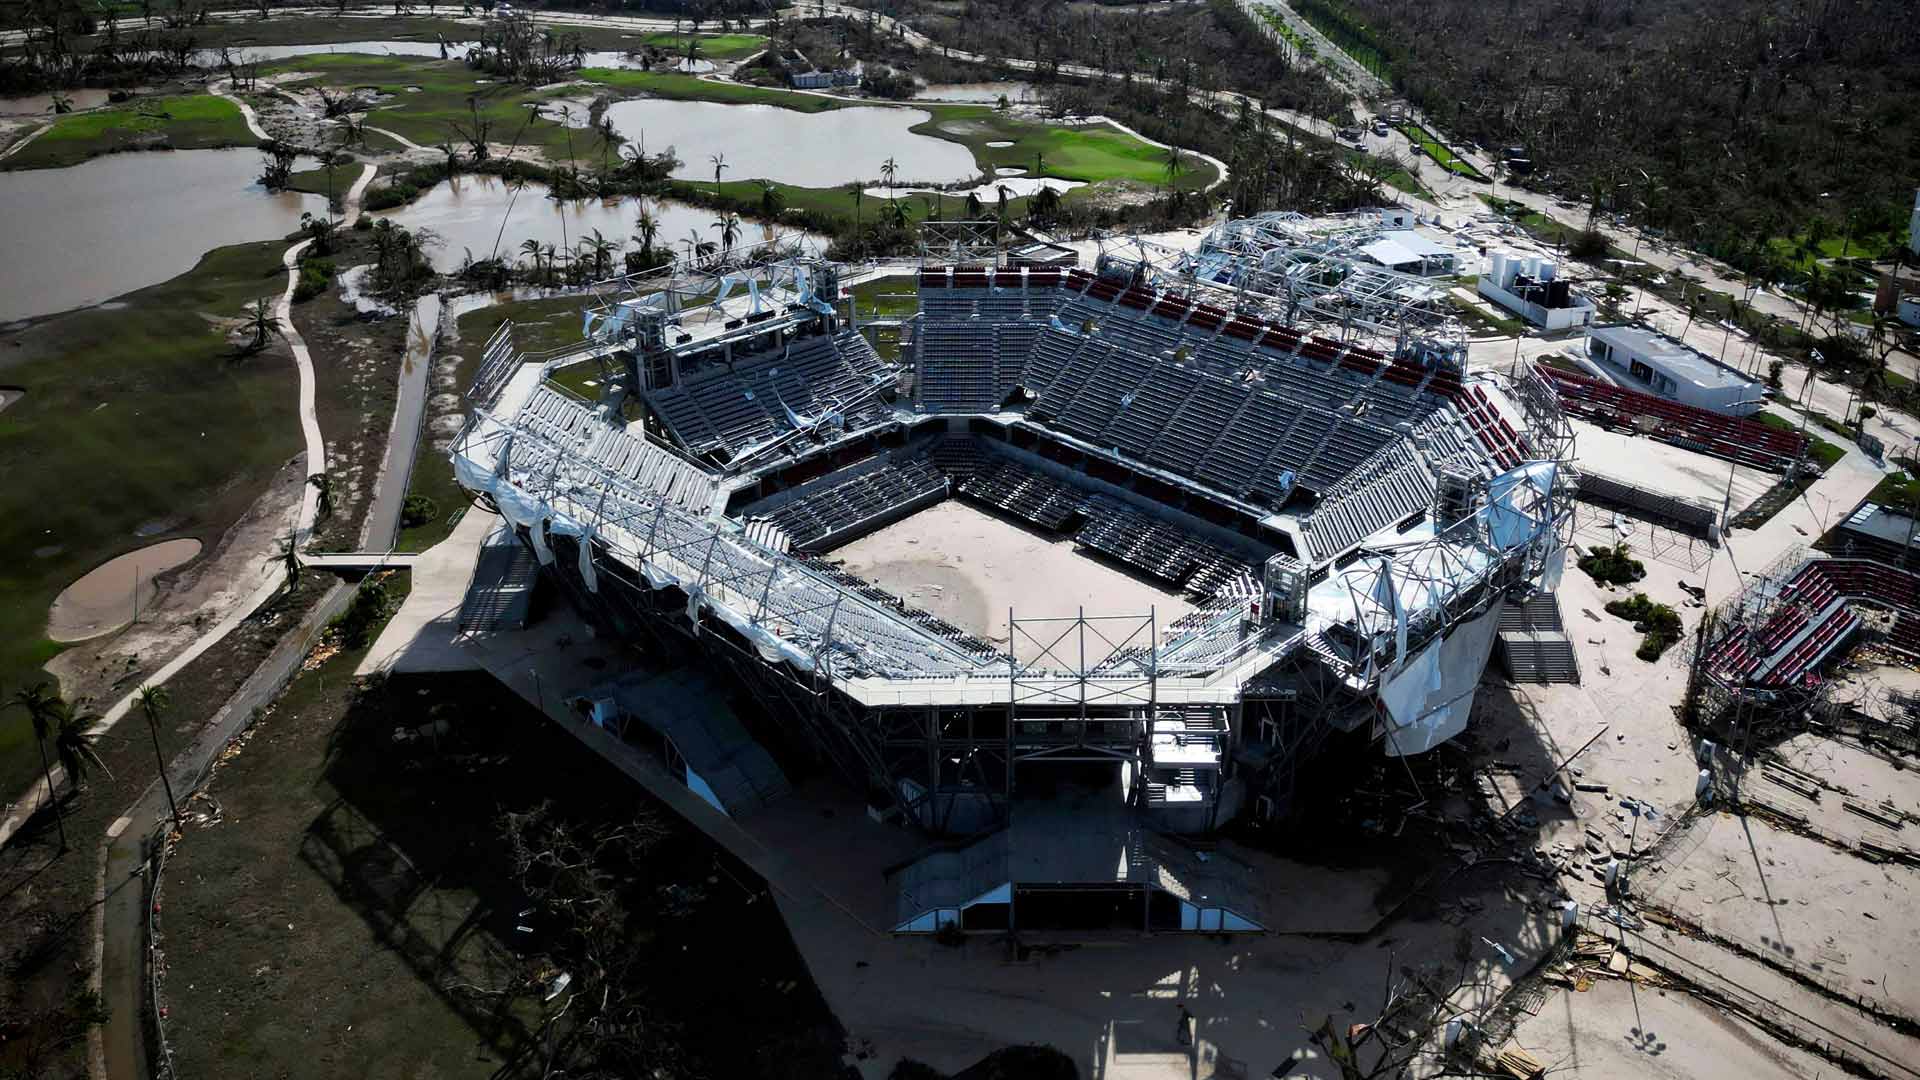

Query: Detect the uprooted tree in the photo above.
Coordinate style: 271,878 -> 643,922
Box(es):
460,800 -> 701,1078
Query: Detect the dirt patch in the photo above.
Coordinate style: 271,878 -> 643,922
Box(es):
0,385 -> 22,413
46,537 -> 204,642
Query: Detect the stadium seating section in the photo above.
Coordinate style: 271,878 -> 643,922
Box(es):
1703,558 -> 1920,691
1535,362 -> 1808,472
645,328 -> 893,461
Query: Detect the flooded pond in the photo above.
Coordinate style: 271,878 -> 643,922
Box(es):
380,174 -> 823,273
47,537 -> 203,642
0,148 -> 323,322
209,39 -> 460,62
601,99 -> 978,187
0,88 -> 115,116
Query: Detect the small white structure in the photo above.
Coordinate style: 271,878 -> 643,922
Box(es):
1357,229 -> 1461,276
1899,294 -> 1920,328
1585,324 -> 1766,416
1478,251 -> 1595,330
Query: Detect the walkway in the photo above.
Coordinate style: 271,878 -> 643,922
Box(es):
82,99 -> 382,1080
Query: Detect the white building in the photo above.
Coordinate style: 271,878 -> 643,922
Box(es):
1356,229 -> 1462,277
1477,252 -> 1595,330
1585,324 -> 1766,416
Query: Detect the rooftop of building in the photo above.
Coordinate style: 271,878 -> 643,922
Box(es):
1588,323 -> 1760,393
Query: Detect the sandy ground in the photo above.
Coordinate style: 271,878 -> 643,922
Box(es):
1568,419 -> 1776,515
1510,980 -> 1834,1080
827,500 -> 1196,661
45,538 -> 204,642
1644,810 -> 1920,1007
45,456 -> 304,705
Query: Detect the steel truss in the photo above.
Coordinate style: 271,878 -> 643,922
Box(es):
1101,210 -> 1470,365
918,220 -> 1004,265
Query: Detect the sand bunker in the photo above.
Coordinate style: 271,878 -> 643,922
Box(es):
47,538 -> 202,642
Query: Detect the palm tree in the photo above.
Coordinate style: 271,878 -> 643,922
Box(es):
271,527 -> 301,591
964,191 -> 983,219
239,297 -> 283,356
758,180 -> 785,221
881,155 -> 898,192
136,685 -> 182,826
307,472 -> 334,521
579,227 -> 617,278
632,208 -> 661,263
709,152 -> 728,198
883,197 -> 909,230
9,682 -> 67,850
1163,144 -> 1183,190
520,237 -> 545,282
51,698 -> 109,791
849,184 -> 863,231
712,213 -> 743,256
436,139 -> 461,177
683,227 -> 705,266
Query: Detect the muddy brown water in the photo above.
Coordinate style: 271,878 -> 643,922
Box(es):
383,175 -> 825,272
601,99 -> 978,188
0,149 -> 324,322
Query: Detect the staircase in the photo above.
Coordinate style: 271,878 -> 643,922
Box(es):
1499,592 -> 1581,684
458,528 -> 541,633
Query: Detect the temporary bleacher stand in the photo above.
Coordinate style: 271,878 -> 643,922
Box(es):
1536,362 -> 1808,473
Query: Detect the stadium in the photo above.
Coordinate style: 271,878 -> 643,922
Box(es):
450,222 -> 1576,934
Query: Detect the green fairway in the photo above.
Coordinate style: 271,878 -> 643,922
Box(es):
265,54 -> 592,162
0,240 -> 299,795
577,66 -> 841,111
3,94 -> 254,170
641,32 -> 768,60
919,105 -> 1218,190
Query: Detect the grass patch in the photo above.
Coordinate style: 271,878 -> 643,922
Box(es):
577,67 -> 842,112
266,54 -> 601,164
164,659 -> 842,1079
0,240 -> 298,796
1293,0 -> 1396,81
1447,295 -> 1526,337
640,32 -> 768,60
3,93 -> 253,170
1396,121 -> 1483,180
917,105 -> 1217,189
1867,461 -> 1920,512
848,273 -> 919,318
1753,409 -> 1847,469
